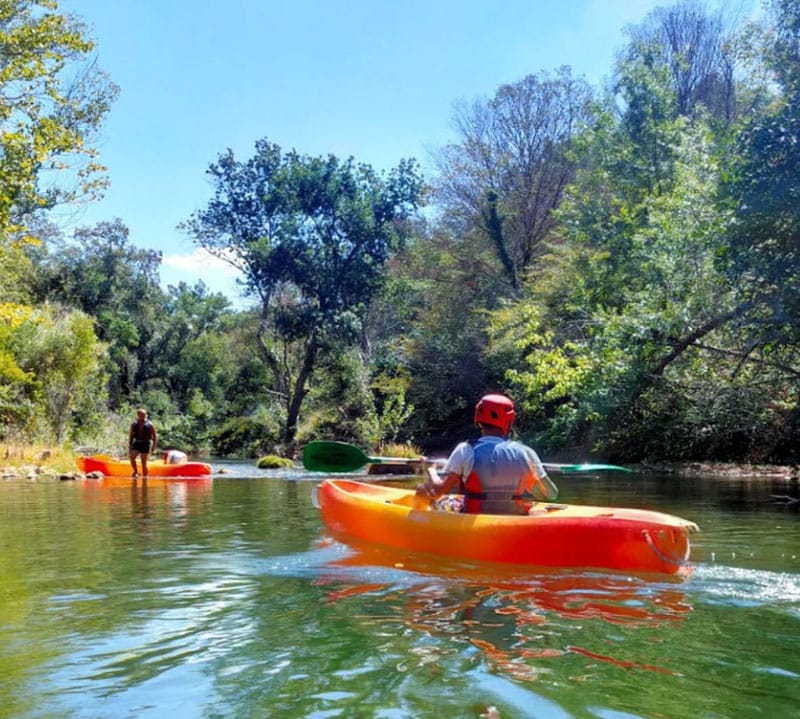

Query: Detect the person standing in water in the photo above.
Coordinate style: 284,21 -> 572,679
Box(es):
129,408 -> 157,478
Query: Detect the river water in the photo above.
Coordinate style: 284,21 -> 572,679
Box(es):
1,462 -> 798,718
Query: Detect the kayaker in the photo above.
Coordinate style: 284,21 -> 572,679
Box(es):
416,393 -> 558,514
129,408 -> 157,478
163,449 -> 187,465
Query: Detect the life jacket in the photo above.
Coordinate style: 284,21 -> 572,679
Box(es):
460,436 -> 531,515
131,420 -> 154,442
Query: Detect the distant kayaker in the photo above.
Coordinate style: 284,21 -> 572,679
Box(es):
129,408 -> 157,478
163,449 -> 187,465
416,393 -> 558,514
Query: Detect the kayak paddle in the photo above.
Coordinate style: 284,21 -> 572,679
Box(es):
302,440 -> 632,474
303,441 -> 428,473
543,462 -> 632,474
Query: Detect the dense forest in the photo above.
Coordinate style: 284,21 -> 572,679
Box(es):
1,0 -> 798,464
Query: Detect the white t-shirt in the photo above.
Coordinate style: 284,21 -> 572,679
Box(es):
444,436 -> 558,501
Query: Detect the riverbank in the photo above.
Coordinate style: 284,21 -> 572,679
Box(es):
2,451 -> 798,482
0,444 -> 76,480
636,461 -> 799,479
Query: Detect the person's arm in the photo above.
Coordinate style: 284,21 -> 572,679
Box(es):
417,467 -> 461,499
523,445 -> 558,500
416,442 -> 471,499
128,424 -> 134,447
150,425 -> 157,453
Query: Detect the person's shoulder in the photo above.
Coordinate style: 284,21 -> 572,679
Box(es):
506,439 -> 535,453
449,440 -> 473,456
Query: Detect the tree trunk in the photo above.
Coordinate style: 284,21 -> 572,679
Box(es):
283,337 -> 318,451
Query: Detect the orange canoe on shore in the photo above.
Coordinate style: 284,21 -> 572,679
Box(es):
77,454 -> 213,478
313,479 -> 699,575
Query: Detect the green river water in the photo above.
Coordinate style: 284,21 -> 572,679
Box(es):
1,462 -> 798,718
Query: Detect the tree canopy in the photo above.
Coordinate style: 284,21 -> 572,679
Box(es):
183,140 -> 424,447
0,0 -> 117,234
4,0 -> 800,467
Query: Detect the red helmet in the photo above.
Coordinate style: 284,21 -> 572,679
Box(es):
474,394 -> 516,434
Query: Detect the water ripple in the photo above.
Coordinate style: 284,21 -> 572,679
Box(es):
690,563 -> 800,607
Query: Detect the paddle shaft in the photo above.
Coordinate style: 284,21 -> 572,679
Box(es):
303,440 -> 631,474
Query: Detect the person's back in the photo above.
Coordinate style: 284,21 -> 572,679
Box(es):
164,449 -> 187,465
457,435 -> 552,514
469,436 -> 530,513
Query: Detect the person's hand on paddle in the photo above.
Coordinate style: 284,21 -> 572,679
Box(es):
415,467 -> 437,499
416,466 -> 461,503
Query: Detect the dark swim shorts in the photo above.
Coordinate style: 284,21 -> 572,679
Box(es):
131,439 -> 151,453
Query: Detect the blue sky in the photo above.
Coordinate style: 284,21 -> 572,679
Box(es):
59,0 -> 698,303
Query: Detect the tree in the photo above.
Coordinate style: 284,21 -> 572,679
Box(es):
487,116 -> 743,458
0,0 -> 117,345
722,0 -> 800,325
0,0 -> 117,234
7,304 -> 107,442
475,2 -> 800,462
622,1 -> 741,123
0,302 -> 33,434
27,219 -> 165,405
370,223 -> 496,445
183,140 -> 424,448
715,0 -> 800,460
433,67 -> 595,290
155,281 -> 234,408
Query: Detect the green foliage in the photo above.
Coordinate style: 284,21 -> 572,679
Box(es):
0,0 -> 117,235
721,0 -> 800,349
7,304 -> 107,441
27,219 -> 166,406
486,56 -> 750,457
0,238 -> 35,305
370,227 -> 496,441
301,348 -> 380,447
256,455 -> 294,469
433,67 -> 595,290
369,369 -> 414,444
4,0 -> 799,466
209,407 -> 284,458
183,139 -> 424,446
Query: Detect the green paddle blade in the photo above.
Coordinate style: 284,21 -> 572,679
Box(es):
545,462 -> 632,474
303,440 -> 424,473
303,441 -> 372,472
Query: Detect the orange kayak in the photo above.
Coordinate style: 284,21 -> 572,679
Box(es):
77,454 -> 213,478
314,479 -> 699,575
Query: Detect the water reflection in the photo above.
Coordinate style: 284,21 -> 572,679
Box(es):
80,476 -> 213,516
312,540 -> 693,680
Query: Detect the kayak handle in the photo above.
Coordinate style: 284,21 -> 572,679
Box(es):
310,484 -> 321,509
642,529 -> 691,567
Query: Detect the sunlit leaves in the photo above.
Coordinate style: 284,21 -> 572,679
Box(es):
5,304 -> 106,441
0,0 -> 117,235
